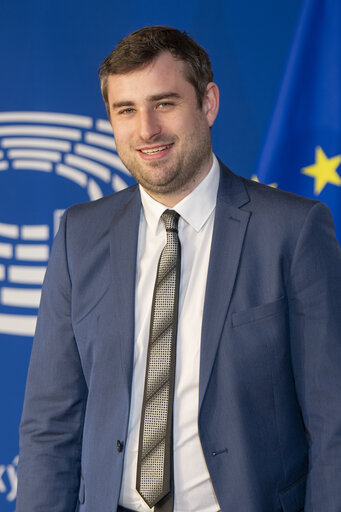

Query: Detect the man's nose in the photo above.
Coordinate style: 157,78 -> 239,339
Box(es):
138,110 -> 161,141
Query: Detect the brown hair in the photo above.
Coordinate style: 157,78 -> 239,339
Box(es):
98,26 -> 213,114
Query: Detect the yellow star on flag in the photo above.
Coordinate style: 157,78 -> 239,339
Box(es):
301,146 -> 341,195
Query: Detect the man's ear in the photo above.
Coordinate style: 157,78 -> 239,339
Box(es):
202,82 -> 219,127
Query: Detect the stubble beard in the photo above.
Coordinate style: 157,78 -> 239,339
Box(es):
116,124 -> 213,198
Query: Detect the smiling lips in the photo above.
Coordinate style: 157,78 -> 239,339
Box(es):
139,143 -> 173,155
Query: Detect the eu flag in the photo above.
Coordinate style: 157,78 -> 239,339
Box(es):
255,0 -> 341,242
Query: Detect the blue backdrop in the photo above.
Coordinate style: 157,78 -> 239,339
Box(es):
0,1 -> 304,508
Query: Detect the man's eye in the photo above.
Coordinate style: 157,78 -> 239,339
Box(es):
119,108 -> 135,115
157,102 -> 173,109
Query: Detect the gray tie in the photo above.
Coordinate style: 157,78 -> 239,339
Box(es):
136,209 -> 181,511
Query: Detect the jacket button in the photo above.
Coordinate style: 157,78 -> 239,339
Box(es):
116,440 -> 123,453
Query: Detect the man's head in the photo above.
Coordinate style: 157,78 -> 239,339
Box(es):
99,26 -> 214,115
99,27 -> 219,206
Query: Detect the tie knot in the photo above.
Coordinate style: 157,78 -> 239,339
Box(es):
161,209 -> 180,232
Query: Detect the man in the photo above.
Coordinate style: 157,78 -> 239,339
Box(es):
16,26 -> 341,512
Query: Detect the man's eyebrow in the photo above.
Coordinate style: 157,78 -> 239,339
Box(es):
112,100 -> 135,110
147,92 -> 181,102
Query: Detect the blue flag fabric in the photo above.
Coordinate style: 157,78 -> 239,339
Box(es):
255,0 -> 341,241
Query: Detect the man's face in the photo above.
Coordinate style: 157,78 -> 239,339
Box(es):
107,52 -> 219,205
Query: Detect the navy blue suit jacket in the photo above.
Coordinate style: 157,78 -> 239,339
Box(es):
16,162 -> 341,511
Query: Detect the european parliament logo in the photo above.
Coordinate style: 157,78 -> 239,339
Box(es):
0,111 -> 134,338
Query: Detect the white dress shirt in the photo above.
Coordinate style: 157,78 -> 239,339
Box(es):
119,155 -> 220,512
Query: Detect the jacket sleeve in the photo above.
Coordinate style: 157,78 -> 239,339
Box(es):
288,201 -> 341,510
16,210 -> 88,512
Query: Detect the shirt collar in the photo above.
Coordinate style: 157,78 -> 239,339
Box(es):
139,154 -> 220,234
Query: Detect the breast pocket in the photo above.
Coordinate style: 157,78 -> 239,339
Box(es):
231,296 -> 286,328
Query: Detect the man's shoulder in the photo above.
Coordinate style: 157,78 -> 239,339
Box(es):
219,161 -> 319,218
59,183 -> 140,243
67,183 -> 139,218
243,175 -> 317,212
217,161 -> 336,246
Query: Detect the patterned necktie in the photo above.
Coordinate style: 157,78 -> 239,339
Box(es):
136,209 -> 181,511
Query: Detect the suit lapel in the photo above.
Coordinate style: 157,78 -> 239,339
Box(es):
199,164 -> 251,410
109,186 -> 141,390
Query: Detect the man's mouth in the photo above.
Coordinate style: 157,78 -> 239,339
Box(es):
139,144 -> 173,155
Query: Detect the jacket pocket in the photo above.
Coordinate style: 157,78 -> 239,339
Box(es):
231,296 -> 285,328
78,474 -> 85,504
279,473 -> 307,511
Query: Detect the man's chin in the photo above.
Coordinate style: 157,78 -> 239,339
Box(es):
140,181 -> 174,193
131,167 -> 178,189
138,175 -> 181,195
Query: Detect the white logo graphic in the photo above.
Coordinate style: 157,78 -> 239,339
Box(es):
0,111 -> 133,337
0,455 -> 18,502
